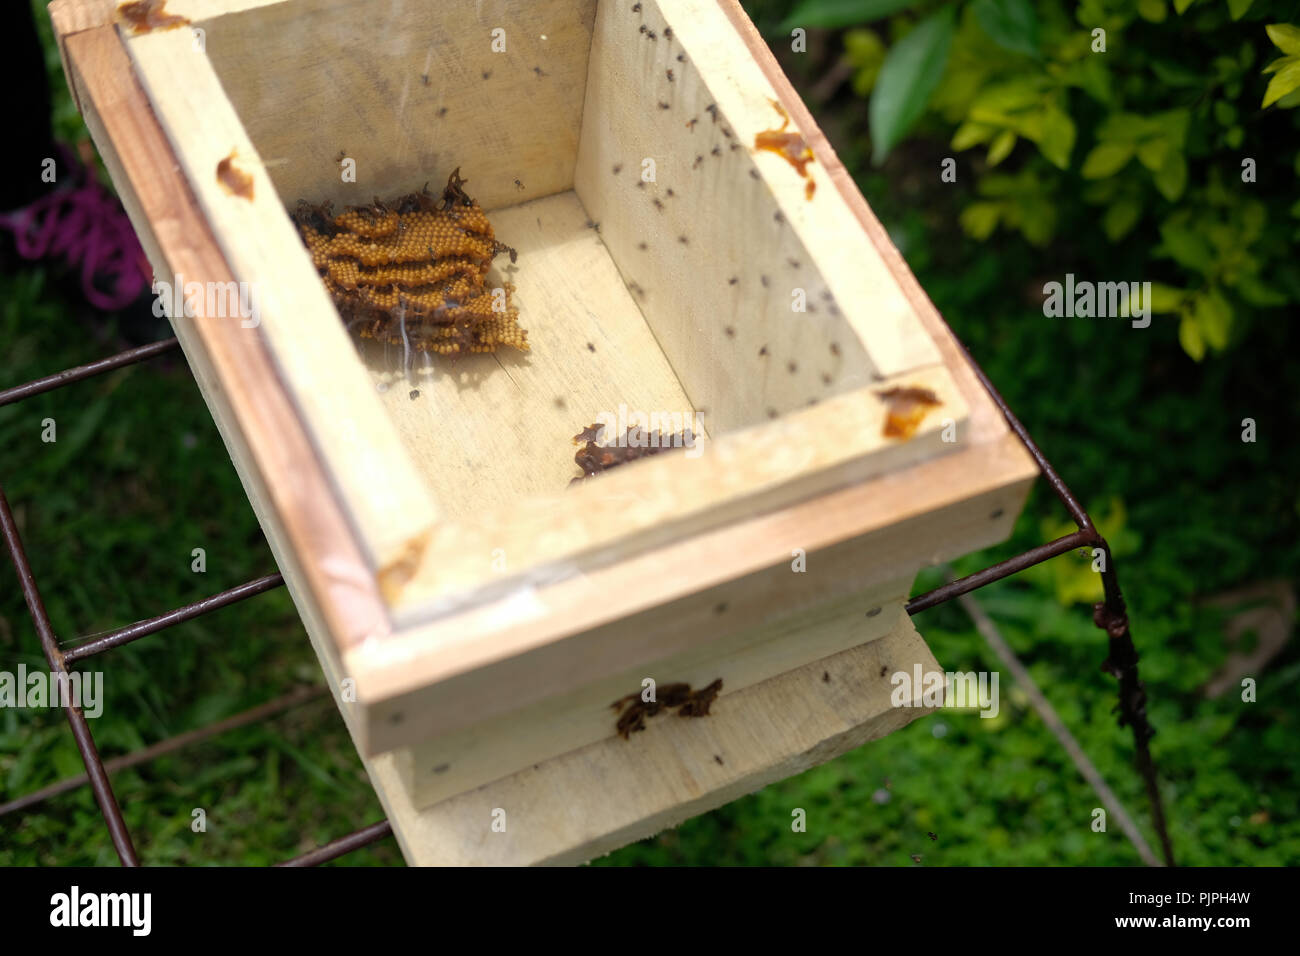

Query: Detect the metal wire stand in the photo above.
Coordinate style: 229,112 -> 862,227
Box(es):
0,335 -> 1174,867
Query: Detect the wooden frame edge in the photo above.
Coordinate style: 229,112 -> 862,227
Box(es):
61,23 -> 390,659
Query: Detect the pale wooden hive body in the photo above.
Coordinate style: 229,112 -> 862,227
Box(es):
50,0 -> 1038,864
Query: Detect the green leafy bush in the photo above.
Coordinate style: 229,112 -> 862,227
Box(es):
780,0 -> 1300,360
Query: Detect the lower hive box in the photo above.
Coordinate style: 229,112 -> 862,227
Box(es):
51,0 -> 1039,862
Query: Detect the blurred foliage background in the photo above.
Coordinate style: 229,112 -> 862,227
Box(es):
782,0 -> 1300,360
2,0 -> 1297,866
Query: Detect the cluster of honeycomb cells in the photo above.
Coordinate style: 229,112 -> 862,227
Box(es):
292,169 -> 525,355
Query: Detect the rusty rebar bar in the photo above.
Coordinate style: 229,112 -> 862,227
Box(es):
937,331 -> 1175,867
62,573 -> 285,663
0,483 -> 139,866
276,820 -> 394,867
0,684 -> 327,817
0,337 -> 178,407
906,530 -> 1094,615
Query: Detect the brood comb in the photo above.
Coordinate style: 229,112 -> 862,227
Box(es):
292,169 -> 526,355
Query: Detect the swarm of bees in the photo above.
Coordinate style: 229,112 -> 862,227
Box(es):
610,679 -> 723,739
292,169 -> 526,356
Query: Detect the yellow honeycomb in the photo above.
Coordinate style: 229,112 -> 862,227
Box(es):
292,169 -> 526,355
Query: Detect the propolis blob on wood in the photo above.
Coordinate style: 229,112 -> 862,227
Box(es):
754,100 -> 816,200
117,0 -> 189,34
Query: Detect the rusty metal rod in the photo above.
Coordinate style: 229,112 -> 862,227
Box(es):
276,820 -> 394,867
938,331 -> 1175,867
951,569 -> 1162,866
0,483 -> 139,866
0,685 -> 327,818
0,337 -> 179,407
947,335 -> 1093,533
906,529 -> 1094,615
62,573 -> 285,663
1094,541 -> 1175,867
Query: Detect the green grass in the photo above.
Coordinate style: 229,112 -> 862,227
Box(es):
2,0 -> 1297,867
0,269 -> 397,866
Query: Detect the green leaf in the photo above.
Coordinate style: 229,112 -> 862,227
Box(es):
1036,107 -> 1076,169
780,0 -> 923,32
1236,274 -> 1287,306
1017,194 -> 1057,244
1227,0 -> 1253,20
960,201 -> 1002,239
844,28 -> 886,62
1195,289 -> 1233,350
1263,56 -> 1300,107
1139,0 -> 1168,21
986,129 -> 1017,165
972,0 -> 1041,58
1152,108 -> 1191,148
846,29 -> 887,93
1136,136 -> 1170,172
1066,54 -> 1114,104
969,76 -> 1050,116
1148,282 -> 1187,312
1173,0 -> 1196,13
951,120 -> 997,150
1263,53 -> 1299,74
1154,151 -> 1188,201
977,172 -> 1024,198
1266,24 -> 1300,55
1081,141 -> 1135,178
1240,199 -> 1267,239
869,9 -> 955,164
1103,198 -> 1142,240
1160,220 -> 1215,271
1179,314 -> 1206,360
1096,112 -> 1150,143
1151,58 -> 1205,87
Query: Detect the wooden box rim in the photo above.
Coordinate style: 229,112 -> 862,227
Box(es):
49,0 -> 1039,756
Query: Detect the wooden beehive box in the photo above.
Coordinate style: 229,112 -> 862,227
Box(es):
52,0 -> 1038,864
